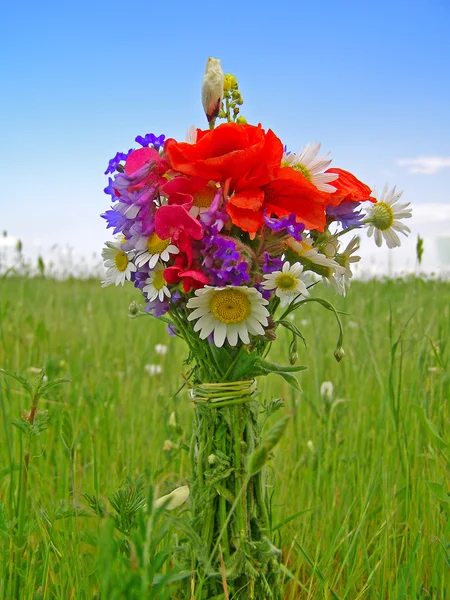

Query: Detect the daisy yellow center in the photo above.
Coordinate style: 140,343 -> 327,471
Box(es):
114,251 -> 129,272
193,185 -> 216,209
275,273 -> 297,291
147,233 -> 171,254
291,163 -> 312,181
371,202 -> 394,231
210,289 -> 252,324
152,271 -> 166,291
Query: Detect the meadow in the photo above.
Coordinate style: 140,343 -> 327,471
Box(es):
0,276 -> 448,599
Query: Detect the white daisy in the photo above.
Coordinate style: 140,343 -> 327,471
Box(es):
261,261 -> 309,307
186,286 -> 269,348
335,236 -> 361,292
135,232 -> 179,268
288,237 -> 345,272
364,185 -> 412,248
288,237 -> 346,294
101,241 -> 136,287
282,142 -> 339,193
143,263 -> 171,302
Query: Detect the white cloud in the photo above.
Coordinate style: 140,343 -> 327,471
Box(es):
397,156 -> 450,175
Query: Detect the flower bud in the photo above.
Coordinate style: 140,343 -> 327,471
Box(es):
154,485 -> 189,510
202,57 -> 224,125
208,454 -> 216,464
334,347 -> 345,362
320,381 -> 334,400
236,116 -> 247,124
168,411 -> 177,428
223,73 -> 237,91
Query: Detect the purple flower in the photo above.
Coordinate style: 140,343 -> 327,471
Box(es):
264,213 -> 304,241
101,209 -> 129,234
104,149 -> 133,175
135,133 -> 166,151
327,201 -> 363,229
256,284 -> 272,301
262,252 -> 283,274
227,262 -> 250,285
145,297 -> 170,317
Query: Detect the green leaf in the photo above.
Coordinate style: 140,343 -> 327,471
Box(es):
0,369 -> 33,395
253,358 -> 308,374
272,507 -> 314,532
425,481 -> 450,506
227,348 -> 258,381
60,409 -> 74,452
38,377 -> 71,397
412,404 -> 448,450
248,358 -> 307,391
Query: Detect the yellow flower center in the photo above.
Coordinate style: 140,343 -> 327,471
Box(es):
371,202 -> 394,231
147,233 -> 171,254
282,162 -> 312,182
152,270 -> 166,291
275,273 -> 297,291
114,251 -> 129,272
193,184 -> 217,209
210,289 -> 252,324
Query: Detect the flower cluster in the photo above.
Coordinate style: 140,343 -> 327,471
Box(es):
101,58 -> 412,351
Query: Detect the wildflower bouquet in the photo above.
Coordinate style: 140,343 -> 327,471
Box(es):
101,58 -> 412,598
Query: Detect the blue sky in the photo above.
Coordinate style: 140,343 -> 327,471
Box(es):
1,0 -> 450,274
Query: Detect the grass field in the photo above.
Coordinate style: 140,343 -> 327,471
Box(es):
0,276 -> 449,599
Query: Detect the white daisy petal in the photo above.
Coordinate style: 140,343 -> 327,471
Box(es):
186,286 -> 269,348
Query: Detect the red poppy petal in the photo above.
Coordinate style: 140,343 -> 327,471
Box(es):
226,203 -> 264,233
229,188 -> 265,210
325,168 -> 374,206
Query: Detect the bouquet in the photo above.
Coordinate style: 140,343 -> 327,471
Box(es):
101,57 -> 412,598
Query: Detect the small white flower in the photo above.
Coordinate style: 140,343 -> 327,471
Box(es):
144,364 -> 162,376
154,486 -> 189,510
288,237 -> 345,295
261,261 -> 309,307
365,185 -> 412,248
320,381 -> 334,400
155,343 -> 168,356
101,241 -> 137,287
282,142 -> 339,193
143,263 -> 171,302
135,232 -> 179,269
187,286 -> 269,348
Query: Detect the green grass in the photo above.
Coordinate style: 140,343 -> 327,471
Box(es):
0,276 -> 449,599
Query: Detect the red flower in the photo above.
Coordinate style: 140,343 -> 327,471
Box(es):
164,255 -> 210,293
227,167 -> 330,233
166,123 -> 283,192
155,203 -> 203,266
325,168 -> 375,207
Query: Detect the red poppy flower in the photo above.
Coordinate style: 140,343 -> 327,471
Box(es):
226,167 -> 329,233
325,168 -> 375,207
166,123 -> 283,192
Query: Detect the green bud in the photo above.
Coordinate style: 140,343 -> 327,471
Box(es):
128,301 -> 139,317
334,347 -> 345,362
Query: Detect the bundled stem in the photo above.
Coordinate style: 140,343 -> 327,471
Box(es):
188,381 -> 281,600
